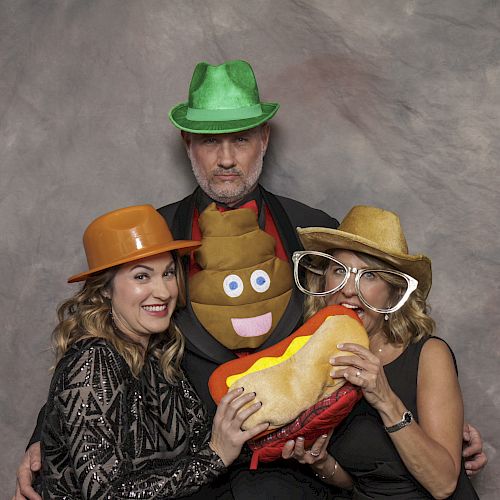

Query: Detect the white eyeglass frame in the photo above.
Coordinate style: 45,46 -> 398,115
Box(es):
292,250 -> 418,314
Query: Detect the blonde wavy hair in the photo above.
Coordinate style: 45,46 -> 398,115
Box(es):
52,252 -> 186,384
303,251 -> 435,347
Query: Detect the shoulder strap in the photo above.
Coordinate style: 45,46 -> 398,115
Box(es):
423,336 -> 458,373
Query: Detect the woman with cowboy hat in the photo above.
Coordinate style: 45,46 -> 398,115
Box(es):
39,204 -> 268,498
281,205 -> 478,498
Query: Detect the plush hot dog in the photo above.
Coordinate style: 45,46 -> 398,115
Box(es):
209,305 -> 369,467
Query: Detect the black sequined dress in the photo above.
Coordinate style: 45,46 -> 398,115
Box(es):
41,338 -> 226,498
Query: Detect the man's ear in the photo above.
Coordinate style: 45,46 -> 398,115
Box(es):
260,122 -> 271,155
181,131 -> 191,158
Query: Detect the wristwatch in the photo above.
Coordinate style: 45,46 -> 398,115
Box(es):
384,410 -> 413,433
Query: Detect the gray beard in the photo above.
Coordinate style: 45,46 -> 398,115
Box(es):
190,153 -> 264,205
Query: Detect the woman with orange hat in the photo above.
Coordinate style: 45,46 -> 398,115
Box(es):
39,205 -> 268,498
282,206 -> 478,498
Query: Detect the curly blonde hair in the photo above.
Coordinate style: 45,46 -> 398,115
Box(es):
52,252 -> 186,384
303,251 -> 435,347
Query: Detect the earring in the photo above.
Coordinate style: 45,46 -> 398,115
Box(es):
384,314 -> 389,321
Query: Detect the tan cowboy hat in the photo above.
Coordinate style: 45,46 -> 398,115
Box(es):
297,205 -> 432,298
68,205 -> 200,283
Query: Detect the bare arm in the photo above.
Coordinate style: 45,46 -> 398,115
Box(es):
332,339 -> 463,499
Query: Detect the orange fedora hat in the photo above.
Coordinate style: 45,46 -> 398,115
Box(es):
68,205 -> 200,283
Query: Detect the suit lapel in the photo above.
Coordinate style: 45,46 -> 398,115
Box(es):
171,191 -> 195,239
173,189 -> 238,365
258,187 -> 305,350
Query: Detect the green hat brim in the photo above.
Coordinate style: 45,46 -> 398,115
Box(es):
169,102 -> 279,134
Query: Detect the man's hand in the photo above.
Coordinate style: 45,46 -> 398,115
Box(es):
463,423 -> 487,476
12,442 -> 42,500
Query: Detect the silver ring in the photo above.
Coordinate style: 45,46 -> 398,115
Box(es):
309,450 -> 320,457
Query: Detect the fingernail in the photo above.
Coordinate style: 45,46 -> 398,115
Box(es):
237,387 -> 244,392
322,434 -> 328,438
337,343 -> 344,349
287,440 -> 294,445
297,436 -> 304,441
252,392 -> 256,396
330,357 -> 337,365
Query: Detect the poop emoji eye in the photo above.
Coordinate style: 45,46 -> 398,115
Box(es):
250,270 -> 271,293
223,274 -> 244,298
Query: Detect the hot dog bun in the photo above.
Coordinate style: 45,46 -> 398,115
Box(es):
233,314 -> 369,430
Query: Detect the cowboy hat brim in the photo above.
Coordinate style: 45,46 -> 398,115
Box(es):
68,240 -> 200,283
297,226 -> 432,299
169,102 -> 279,134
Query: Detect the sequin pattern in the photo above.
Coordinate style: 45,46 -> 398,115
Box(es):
41,338 -> 226,498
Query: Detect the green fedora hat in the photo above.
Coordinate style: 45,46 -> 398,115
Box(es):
169,60 -> 279,134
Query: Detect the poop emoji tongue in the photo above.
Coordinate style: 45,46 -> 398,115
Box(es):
189,203 -> 293,350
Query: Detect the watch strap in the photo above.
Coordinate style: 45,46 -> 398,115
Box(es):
384,410 -> 413,433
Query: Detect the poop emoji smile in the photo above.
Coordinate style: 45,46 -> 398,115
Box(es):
189,203 -> 293,350
231,311 -> 272,337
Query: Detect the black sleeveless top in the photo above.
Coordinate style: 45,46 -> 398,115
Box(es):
329,336 -> 479,499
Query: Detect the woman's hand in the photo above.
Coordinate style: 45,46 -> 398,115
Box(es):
12,442 -> 42,500
463,423 -> 488,475
330,343 -> 396,412
282,433 -> 353,489
209,387 -> 269,466
281,433 -> 331,465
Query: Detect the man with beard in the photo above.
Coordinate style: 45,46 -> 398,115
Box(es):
14,60 -> 487,500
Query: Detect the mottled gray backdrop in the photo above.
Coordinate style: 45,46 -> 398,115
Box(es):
1,0 -> 499,497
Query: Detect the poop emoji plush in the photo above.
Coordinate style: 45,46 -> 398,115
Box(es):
189,203 -> 293,350
209,305 -> 369,468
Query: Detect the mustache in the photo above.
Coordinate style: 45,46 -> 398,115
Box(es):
212,167 -> 242,176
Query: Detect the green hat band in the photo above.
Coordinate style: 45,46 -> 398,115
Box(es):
186,103 -> 263,122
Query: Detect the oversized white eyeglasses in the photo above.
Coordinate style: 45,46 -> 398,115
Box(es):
292,250 -> 418,314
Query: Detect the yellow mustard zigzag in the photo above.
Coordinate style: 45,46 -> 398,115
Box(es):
226,334 -> 312,388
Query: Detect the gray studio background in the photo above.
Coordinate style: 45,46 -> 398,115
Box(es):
1,0 -> 499,497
